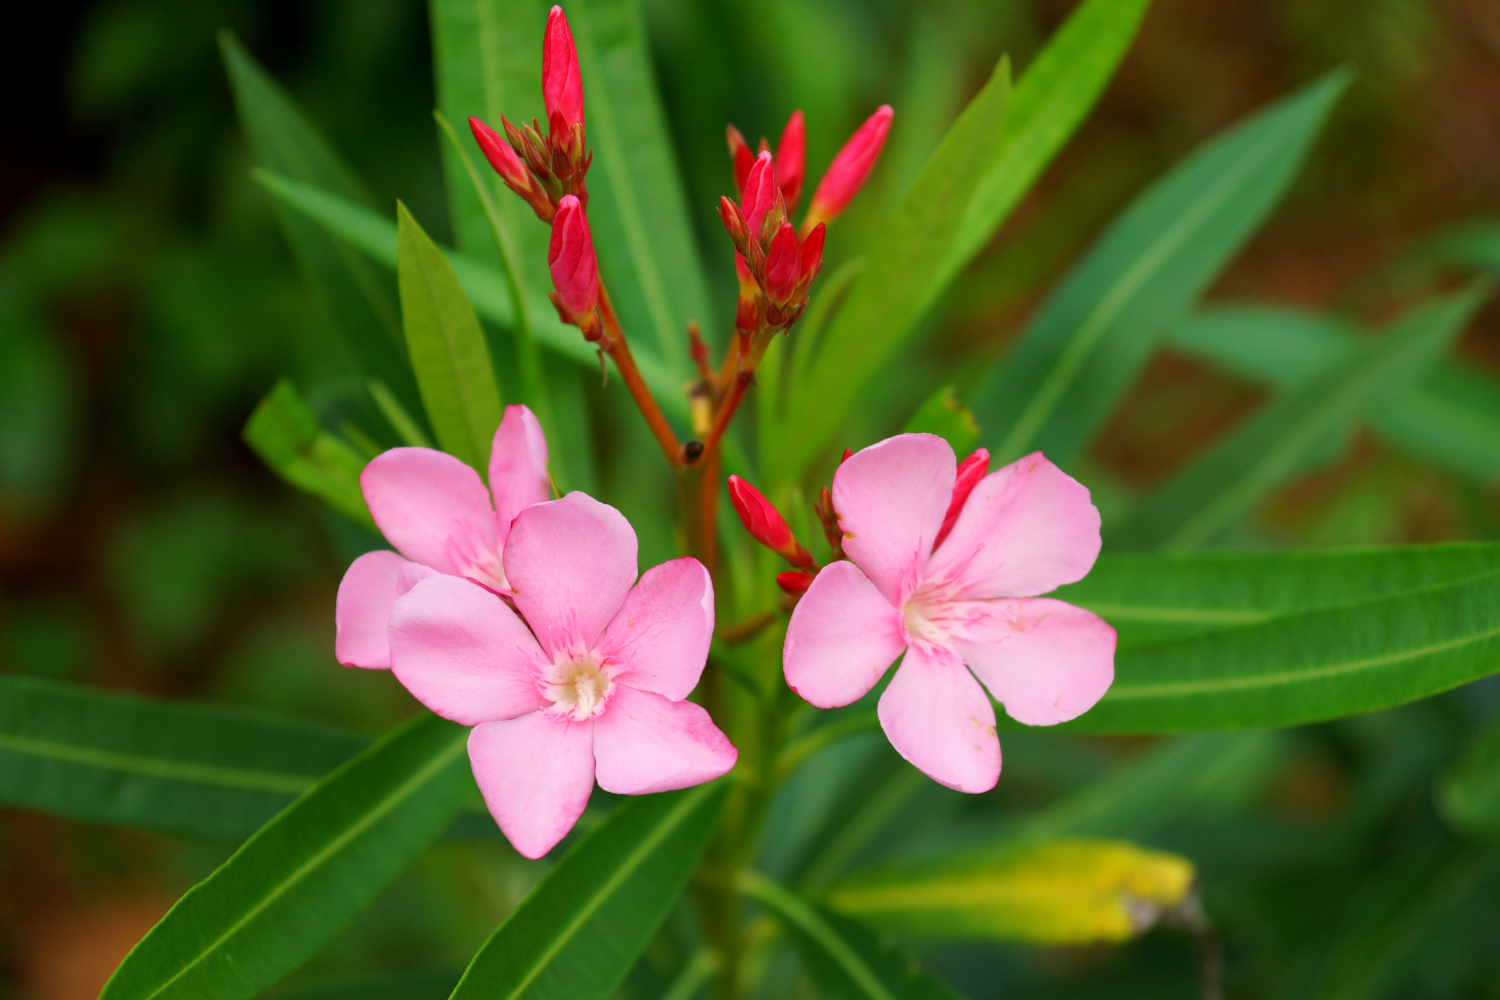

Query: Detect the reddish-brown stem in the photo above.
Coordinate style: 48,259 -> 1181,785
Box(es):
596,285 -> 682,470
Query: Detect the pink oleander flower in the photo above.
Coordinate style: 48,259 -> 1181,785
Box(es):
334,405 -> 549,670
387,492 -> 738,858
548,194 -> 599,321
543,6 -> 584,135
783,433 -> 1116,794
804,105 -> 894,231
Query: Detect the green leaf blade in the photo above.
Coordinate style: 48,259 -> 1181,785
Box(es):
243,379 -> 375,529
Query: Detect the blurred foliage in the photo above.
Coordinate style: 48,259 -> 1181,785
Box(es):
2,0 -> 1499,997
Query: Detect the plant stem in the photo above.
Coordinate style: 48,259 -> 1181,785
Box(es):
596,285 -> 682,469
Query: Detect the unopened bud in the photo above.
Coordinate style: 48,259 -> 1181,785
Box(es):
935,447 -> 990,548
776,570 -> 815,597
548,195 -> 599,321
805,105 -> 893,231
726,125 -> 754,195
728,475 -> 813,568
739,151 -> 777,237
775,109 -> 806,210
793,222 -> 826,299
718,196 -> 749,249
543,6 -> 585,136
763,223 -> 801,306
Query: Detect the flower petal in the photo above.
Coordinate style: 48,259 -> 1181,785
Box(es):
593,686 -> 737,795
503,492 -> 638,659
595,558 -> 713,701
387,575 -> 548,726
952,598 -> 1116,726
783,560 -> 906,708
469,713 -> 594,859
489,404 -> 550,542
877,643 -> 999,794
334,550 -> 406,669
925,451 -> 1101,600
834,434 -> 956,605
361,447 -> 496,575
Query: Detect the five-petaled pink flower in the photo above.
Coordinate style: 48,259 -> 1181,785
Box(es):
783,434 -> 1116,794
388,492 -> 737,858
334,404 -> 549,670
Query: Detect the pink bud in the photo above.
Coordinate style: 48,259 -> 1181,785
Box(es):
776,570 -> 814,597
727,125 -> 755,194
727,474 -> 795,553
718,195 -> 749,247
775,110 -> 806,210
469,116 -> 531,191
543,6 -> 585,134
763,223 -> 800,305
795,222 -> 825,291
935,447 -> 990,549
806,105 -> 893,227
547,195 -> 599,319
739,150 -> 777,237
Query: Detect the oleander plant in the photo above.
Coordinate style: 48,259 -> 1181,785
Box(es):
6,0 -> 1500,997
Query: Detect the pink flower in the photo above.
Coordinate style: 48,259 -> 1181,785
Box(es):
543,6 -> 584,135
334,405 -> 549,670
548,194 -> 599,320
783,434 -> 1115,794
804,105 -> 893,230
387,493 -> 737,858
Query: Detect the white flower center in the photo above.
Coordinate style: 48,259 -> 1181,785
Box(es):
902,598 -> 950,645
542,656 -> 613,721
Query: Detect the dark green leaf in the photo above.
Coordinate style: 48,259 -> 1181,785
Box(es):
971,70 -> 1350,468
243,379 -> 375,529
739,871 -> 963,1000
1437,712 -> 1500,837
262,968 -> 461,1000
902,386 -> 980,456
449,782 -> 727,1000
101,713 -> 472,1000
1111,285 -> 1489,551
396,202 -> 505,472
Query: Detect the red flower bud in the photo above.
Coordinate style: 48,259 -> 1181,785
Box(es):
548,195 -> 599,320
718,195 -> 749,248
795,222 -> 825,296
775,110 -> 806,210
805,105 -> 893,230
469,116 -> 531,191
776,570 -> 814,597
726,125 -> 755,195
763,223 -> 800,305
728,474 -> 796,553
543,6 -> 585,135
739,150 -> 777,238
935,447 -> 990,549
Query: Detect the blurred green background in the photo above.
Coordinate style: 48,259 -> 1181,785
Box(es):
2,0 -> 1499,997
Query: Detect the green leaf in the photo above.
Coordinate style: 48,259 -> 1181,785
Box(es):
261,967 -> 461,1000
0,673 -> 364,841
770,57 -> 1012,485
1060,558 -> 1500,733
825,839 -> 1196,945
449,782 -> 727,1000
971,70 -> 1350,469
1056,542 -> 1500,649
396,202 -> 505,472
901,386 -> 980,456
1112,285 -> 1489,551
738,871 -> 963,1000
243,379 -> 375,529
100,713 -> 472,1000
220,32 -> 419,415
1437,712 -> 1500,837
1170,305 -> 1500,484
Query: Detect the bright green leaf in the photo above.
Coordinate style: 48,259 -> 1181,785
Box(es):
396,202 -> 505,472
243,379 -> 375,529
902,386 -> 980,456
101,713 -> 472,1000
1112,285 -> 1489,551
449,782 -> 727,1000
1437,712 -> 1500,837
971,70 -> 1350,468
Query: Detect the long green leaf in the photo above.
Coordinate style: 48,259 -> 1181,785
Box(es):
770,57 -> 1012,485
1112,285 -> 1488,551
824,839 -> 1195,945
971,70 -> 1350,468
901,385 -> 980,456
739,871 -> 963,1000
449,782 -> 727,1000
1437,711 -> 1500,837
220,32 -> 419,414
1170,305 -> 1500,483
262,967 -> 461,1000
243,379 -> 374,529
396,202 -> 505,471
0,674 -> 363,841
101,713 -> 472,1000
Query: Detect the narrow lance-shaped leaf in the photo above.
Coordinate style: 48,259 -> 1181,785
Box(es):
824,839 -> 1196,946
449,782 -> 727,1000
972,70 -> 1350,469
1112,284 -> 1490,552
100,713 -> 473,1000
396,202 -> 505,472
243,379 -> 375,529
770,57 -> 1012,486
739,871 -> 964,1000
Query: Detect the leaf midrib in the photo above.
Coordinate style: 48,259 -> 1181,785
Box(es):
0,733 -> 322,796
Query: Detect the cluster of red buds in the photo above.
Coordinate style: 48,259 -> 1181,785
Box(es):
729,445 -> 991,599
718,106 -> 893,334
